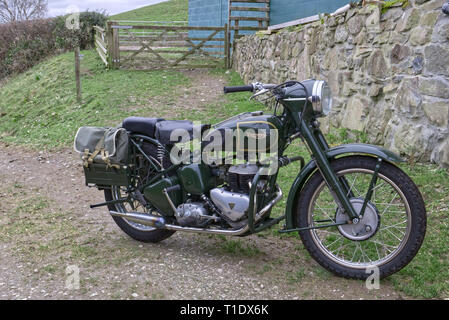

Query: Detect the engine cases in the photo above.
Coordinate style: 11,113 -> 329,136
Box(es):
175,202 -> 209,227
210,188 -> 250,222
177,163 -> 217,195
143,176 -> 181,216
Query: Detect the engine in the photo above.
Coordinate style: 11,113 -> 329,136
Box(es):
208,164 -> 259,223
171,164 -> 260,228
225,164 -> 259,194
142,142 -> 271,229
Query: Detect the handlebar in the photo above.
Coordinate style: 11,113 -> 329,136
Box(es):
223,83 -> 278,94
223,85 -> 254,94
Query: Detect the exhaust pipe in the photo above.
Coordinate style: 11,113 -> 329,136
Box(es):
164,224 -> 249,235
110,209 -> 251,235
110,209 -> 249,235
256,185 -> 283,221
109,211 -> 166,228
109,185 -> 282,235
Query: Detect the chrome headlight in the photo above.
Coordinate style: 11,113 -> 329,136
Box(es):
310,80 -> 332,117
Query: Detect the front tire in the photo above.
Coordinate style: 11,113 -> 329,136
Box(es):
295,156 -> 426,279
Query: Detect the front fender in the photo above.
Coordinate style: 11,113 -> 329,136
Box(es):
284,143 -> 403,229
326,143 -> 404,163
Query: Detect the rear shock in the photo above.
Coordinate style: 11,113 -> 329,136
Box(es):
157,144 -> 166,169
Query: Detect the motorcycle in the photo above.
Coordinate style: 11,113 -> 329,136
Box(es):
75,79 -> 427,279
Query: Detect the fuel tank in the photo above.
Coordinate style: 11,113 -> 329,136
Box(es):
202,111 -> 284,157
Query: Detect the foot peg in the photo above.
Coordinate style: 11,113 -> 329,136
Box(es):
89,198 -> 128,209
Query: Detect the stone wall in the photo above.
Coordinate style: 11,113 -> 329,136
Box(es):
232,0 -> 449,167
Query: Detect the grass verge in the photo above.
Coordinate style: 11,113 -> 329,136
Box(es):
110,0 -> 188,22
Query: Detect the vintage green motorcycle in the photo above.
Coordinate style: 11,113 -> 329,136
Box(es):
76,79 -> 426,279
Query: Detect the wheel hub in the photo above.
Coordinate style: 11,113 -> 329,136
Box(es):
335,198 -> 380,241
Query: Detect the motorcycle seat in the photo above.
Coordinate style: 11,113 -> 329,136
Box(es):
122,117 -> 165,137
155,120 -> 195,145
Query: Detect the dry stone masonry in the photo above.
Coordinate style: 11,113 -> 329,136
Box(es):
233,0 -> 449,167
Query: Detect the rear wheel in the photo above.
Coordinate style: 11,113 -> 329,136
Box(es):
105,188 -> 175,243
295,156 -> 426,279
105,140 -> 175,243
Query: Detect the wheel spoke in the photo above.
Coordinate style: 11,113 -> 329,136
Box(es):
314,203 -> 336,223
360,243 -> 372,263
374,241 -> 381,261
347,173 -> 359,196
383,226 -> 405,242
325,236 -> 343,249
380,194 -> 400,213
371,240 -> 396,254
351,243 -> 360,263
335,241 -> 349,258
379,220 -> 408,232
317,229 -> 341,237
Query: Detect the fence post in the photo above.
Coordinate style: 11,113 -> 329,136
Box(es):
106,21 -> 120,69
106,21 -> 114,68
112,24 -> 120,69
75,46 -> 82,103
224,23 -> 230,69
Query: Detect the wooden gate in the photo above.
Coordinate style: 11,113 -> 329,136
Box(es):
94,26 -> 109,67
96,21 -> 230,70
228,0 -> 270,41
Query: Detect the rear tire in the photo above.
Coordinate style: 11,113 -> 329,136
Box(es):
105,189 -> 175,243
295,156 -> 426,279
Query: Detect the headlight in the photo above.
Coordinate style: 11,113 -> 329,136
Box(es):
311,80 -> 332,116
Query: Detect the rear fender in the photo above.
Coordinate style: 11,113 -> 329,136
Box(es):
284,143 -> 403,229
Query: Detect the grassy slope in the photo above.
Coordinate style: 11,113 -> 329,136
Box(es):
0,0 -> 190,148
0,51 -> 190,148
0,51 -> 259,149
110,0 -> 188,21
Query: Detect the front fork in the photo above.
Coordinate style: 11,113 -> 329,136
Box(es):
300,120 -> 374,223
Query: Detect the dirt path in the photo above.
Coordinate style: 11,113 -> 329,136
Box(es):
0,70 -> 409,300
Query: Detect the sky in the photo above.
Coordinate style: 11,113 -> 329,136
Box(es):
47,0 -> 169,17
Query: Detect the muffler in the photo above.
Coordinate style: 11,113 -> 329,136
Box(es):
109,211 -> 166,228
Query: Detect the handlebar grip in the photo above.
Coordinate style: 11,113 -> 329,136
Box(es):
223,85 -> 254,94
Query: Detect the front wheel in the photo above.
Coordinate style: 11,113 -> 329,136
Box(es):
295,156 -> 426,279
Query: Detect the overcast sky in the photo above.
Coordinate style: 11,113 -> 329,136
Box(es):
47,0 -> 169,17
